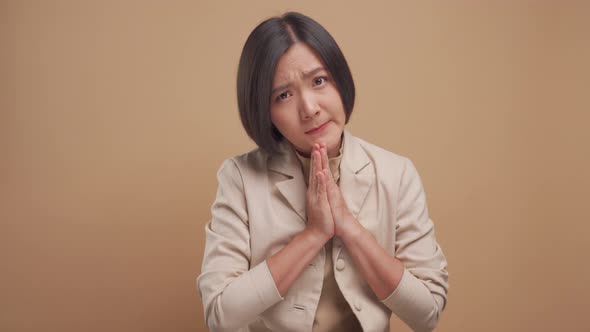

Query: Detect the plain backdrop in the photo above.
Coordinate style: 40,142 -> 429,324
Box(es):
1,1 -> 589,331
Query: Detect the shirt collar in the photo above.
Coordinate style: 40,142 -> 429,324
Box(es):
293,134 -> 344,186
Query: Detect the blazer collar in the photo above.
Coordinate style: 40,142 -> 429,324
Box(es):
268,129 -> 374,223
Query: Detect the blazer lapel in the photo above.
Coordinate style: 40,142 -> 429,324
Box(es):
266,129 -> 374,227
335,129 -> 374,260
268,142 -> 307,223
339,129 -> 374,220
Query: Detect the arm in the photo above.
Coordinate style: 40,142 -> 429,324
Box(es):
198,150 -> 334,331
266,228 -> 329,296
380,158 -> 449,331
198,159 -> 283,332
339,223 -> 405,300
340,217 -> 446,332
267,145 -> 334,296
320,145 -> 449,332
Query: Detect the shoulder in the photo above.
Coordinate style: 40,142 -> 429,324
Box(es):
347,134 -> 428,207
347,133 -> 424,190
350,134 -> 411,170
217,146 -> 269,179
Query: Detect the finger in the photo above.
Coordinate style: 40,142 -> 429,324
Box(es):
322,147 -> 335,189
323,168 -> 336,193
320,142 -> 327,156
316,171 -> 322,197
314,149 -> 322,178
317,172 -> 328,202
320,145 -> 329,171
314,172 -> 320,198
310,149 -> 321,188
322,169 -> 336,205
309,150 -> 315,187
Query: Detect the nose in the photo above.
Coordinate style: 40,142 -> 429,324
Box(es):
299,92 -> 320,119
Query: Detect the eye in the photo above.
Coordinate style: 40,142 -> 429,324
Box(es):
276,91 -> 291,102
313,77 -> 327,86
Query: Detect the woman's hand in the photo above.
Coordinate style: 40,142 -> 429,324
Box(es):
265,144 -> 335,297
304,144 -> 335,243
318,143 -> 363,240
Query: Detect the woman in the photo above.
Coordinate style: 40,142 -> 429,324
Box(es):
198,12 -> 448,332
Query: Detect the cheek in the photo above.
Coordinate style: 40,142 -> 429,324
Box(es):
326,91 -> 346,120
269,109 -> 278,125
270,109 -> 296,131
270,107 -> 283,125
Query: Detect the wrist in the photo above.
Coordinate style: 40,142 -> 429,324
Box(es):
302,227 -> 332,247
338,216 -> 365,245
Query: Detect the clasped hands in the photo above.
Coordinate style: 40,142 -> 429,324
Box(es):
305,143 -> 362,243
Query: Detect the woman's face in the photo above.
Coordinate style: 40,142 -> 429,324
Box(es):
269,43 -> 346,158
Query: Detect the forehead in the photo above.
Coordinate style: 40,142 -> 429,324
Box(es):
273,43 -> 325,83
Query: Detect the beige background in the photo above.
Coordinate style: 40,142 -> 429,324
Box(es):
2,1 -> 589,331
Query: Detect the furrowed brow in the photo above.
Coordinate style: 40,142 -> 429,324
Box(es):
302,66 -> 325,79
271,66 -> 326,95
271,83 -> 289,96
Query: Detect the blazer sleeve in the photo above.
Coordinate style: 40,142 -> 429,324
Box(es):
197,159 -> 283,332
381,157 -> 449,332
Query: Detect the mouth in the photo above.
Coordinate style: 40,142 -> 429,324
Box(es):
305,121 -> 330,134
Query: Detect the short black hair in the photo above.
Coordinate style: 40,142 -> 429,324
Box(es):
237,12 -> 355,155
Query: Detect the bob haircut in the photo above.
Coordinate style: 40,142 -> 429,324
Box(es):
237,12 -> 355,155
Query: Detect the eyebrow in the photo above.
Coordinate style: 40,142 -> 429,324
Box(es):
271,66 -> 326,95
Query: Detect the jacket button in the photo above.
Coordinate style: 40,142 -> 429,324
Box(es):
336,258 -> 345,271
354,300 -> 362,311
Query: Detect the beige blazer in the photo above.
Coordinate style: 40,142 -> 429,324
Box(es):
197,129 -> 449,332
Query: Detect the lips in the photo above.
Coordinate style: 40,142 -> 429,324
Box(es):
305,121 -> 329,134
